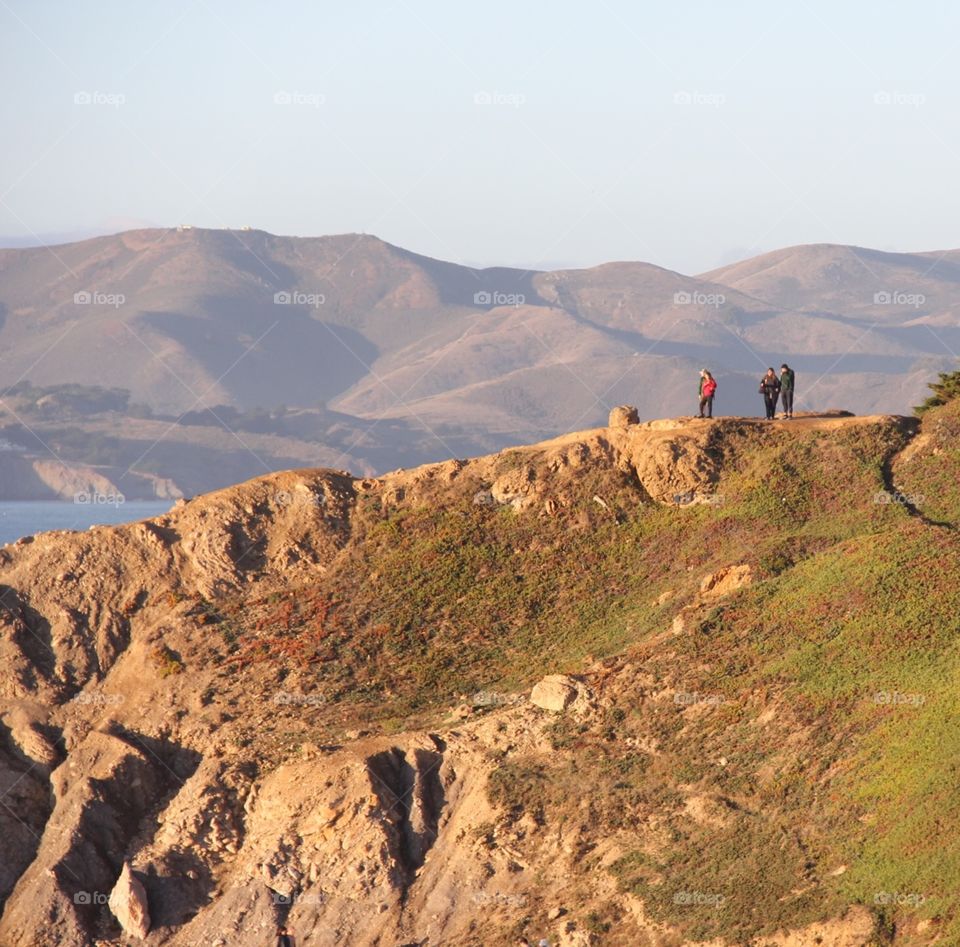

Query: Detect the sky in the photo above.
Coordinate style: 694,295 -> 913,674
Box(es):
2,0 -> 960,274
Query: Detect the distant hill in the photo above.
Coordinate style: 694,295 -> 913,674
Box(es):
701,242 -> 960,324
0,229 -> 956,495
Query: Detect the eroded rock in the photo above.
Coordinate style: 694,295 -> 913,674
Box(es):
699,564 -> 753,599
531,675 -> 579,712
108,861 -> 150,939
608,405 -> 639,428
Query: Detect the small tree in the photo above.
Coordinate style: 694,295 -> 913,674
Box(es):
915,369 -> 960,415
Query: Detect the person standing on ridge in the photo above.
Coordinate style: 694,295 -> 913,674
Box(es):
780,363 -> 795,418
699,369 -> 717,418
759,368 -> 781,420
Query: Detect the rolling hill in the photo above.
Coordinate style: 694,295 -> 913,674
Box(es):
0,229 -> 956,496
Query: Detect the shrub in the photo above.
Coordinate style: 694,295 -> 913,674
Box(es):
151,643 -> 185,677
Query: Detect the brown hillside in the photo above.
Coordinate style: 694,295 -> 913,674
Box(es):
2,408 -> 950,946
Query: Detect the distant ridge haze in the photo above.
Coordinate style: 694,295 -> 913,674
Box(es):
0,228 -> 956,473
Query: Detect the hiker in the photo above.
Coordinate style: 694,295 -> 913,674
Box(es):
699,369 -> 717,418
759,368 -> 781,420
780,363 -> 795,418
276,926 -> 294,947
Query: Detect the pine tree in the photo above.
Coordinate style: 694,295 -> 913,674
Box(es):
915,369 -> 960,415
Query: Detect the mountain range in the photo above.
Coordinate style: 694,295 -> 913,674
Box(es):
0,228 -> 956,497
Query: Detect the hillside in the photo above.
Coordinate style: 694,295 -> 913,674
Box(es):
0,230 -> 957,496
0,400 -> 958,945
700,243 -> 960,326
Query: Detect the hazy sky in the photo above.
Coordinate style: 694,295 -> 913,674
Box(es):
2,0 -> 959,274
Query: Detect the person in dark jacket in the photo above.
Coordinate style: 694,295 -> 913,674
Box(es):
276,926 -> 294,947
780,363 -> 795,418
759,368 -> 781,419
698,369 -> 717,418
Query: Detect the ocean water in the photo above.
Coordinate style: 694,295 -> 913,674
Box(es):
0,501 -> 173,547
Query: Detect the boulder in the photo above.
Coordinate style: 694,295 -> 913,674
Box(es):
530,675 -> 579,712
699,564 -> 753,599
608,405 -> 639,428
108,862 -> 150,940
628,429 -> 721,504
1,707 -> 60,769
15,723 -> 60,768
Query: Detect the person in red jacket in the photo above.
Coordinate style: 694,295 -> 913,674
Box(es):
699,369 -> 717,418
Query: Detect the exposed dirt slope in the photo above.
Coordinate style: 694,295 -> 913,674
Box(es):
0,410 -> 949,946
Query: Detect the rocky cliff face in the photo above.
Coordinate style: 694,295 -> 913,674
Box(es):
0,409 -> 953,946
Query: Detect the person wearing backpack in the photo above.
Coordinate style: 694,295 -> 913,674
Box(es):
759,368 -> 781,420
780,363 -> 796,418
699,369 -> 717,418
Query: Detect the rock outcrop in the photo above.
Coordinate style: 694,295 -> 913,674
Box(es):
530,675 -> 580,712
608,404 -> 639,427
108,862 -> 150,939
699,564 -> 753,599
